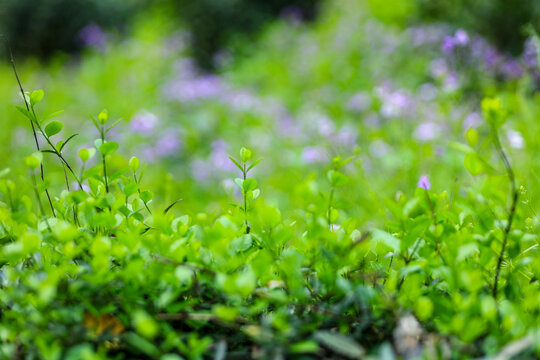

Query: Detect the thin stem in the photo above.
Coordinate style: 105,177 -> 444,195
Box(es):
5,37 -> 56,217
101,126 -> 109,192
492,128 -> 519,300
30,171 -> 44,216
425,190 -> 439,253
134,173 -> 152,214
243,163 -> 248,233
327,188 -> 335,229
63,164 -> 70,191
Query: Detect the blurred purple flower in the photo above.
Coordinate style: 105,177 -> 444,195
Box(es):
210,140 -> 235,171
154,133 -> 181,158
463,112 -> 482,130
369,140 -> 390,158
165,73 -> 225,103
441,36 -> 456,54
501,60 -> 523,79
335,125 -> 357,147
302,146 -> 327,163
191,159 -> 210,181
130,111 -> 159,134
430,59 -> 449,78
79,23 -> 106,50
347,92 -> 372,112
454,29 -> 469,46
443,72 -> 459,91
281,5 -> 303,25
418,83 -> 437,101
377,83 -> 415,118
523,38 -> 538,69
413,122 -> 441,141
507,130 -> 524,149
417,175 -> 431,190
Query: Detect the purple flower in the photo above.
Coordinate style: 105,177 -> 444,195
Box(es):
302,146 -> 327,163
523,38 -> 538,69
463,112 -> 482,130
501,60 -> 523,79
413,122 -> 441,142
441,36 -> 456,54
507,130 -> 524,149
79,23 -> 106,50
130,111 -> 159,134
417,175 -> 431,190
210,140 -> 235,171
280,5 -> 303,25
164,73 -> 225,103
454,29 -> 469,46
347,92 -> 372,112
154,133 -> 181,158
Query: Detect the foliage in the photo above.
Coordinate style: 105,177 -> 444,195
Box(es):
415,0 -> 540,55
171,0 -> 321,69
1,1 -> 540,358
0,0 -> 142,58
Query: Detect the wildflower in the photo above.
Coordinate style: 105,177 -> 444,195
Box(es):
507,130 -> 524,149
79,23 -> 106,50
413,122 -> 441,142
417,175 -> 431,190
454,29 -> 469,46
130,111 -> 159,134
441,36 -> 455,54
302,146 -> 327,163
154,133 -> 181,158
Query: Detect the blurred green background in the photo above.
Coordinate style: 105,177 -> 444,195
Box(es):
1,0 -> 540,225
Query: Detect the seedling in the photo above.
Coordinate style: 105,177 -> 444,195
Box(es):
229,147 -> 262,233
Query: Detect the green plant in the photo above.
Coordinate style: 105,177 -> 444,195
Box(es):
229,147 -> 262,233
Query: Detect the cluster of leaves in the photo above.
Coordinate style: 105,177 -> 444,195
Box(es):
1,88 -> 540,360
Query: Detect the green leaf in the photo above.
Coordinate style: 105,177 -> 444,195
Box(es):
106,119 -> 121,133
59,134 -> 78,152
43,110 -> 64,122
78,148 -> 95,162
243,178 -> 258,192
129,157 -> 140,172
0,168 -> 10,178
123,183 -> 138,198
229,156 -> 244,172
464,153 -> 485,176
327,170 -> 348,187
372,229 -> 400,252
465,128 -> 479,147
164,198 -> 182,214
30,90 -> 44,106
24,155 -> 41,170
247,158 -> 263,172
15,105 -> 35,122
140,190 -> 153,203
313,331 -> 365,359
44,121 -> 63,137
99,141 -> 119,155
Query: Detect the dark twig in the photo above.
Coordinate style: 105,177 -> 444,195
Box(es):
3,35 -> 56,217
492,127 -> 519,300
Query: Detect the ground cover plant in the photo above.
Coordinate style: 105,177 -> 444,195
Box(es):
2,1 -> 540,359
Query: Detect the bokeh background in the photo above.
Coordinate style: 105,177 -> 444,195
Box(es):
1,0 -> 540,225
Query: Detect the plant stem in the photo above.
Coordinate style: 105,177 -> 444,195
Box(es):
243,163 -> 248,233
101,126 -> 109,192
6,40 -> 56,217
492,128 -> 519,300
327,188 -> 335,229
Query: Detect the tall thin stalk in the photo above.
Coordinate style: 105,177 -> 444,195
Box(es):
492,127 -> 519,300
4,36 -> 56,217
